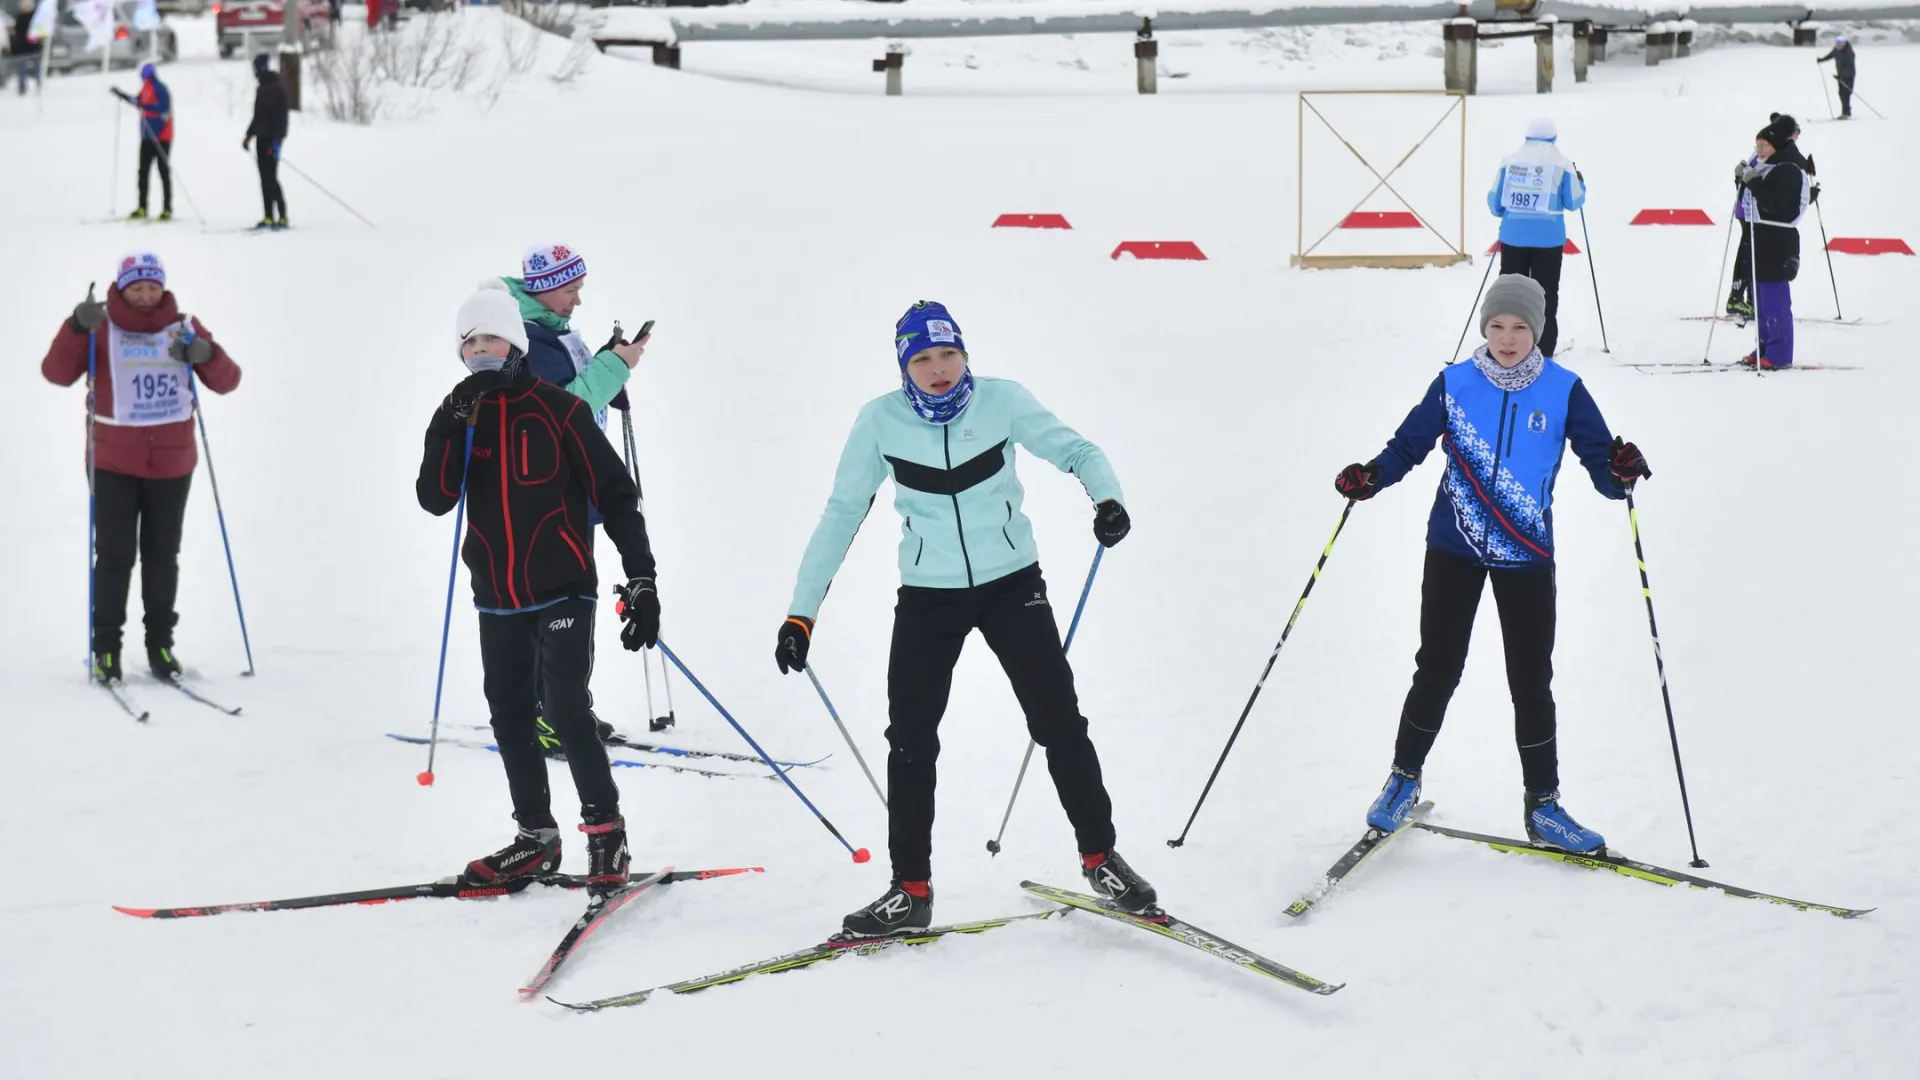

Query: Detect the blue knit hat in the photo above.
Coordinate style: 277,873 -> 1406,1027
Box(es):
523,243 -> 586,294
894,301 -> 966,369
116,251 -> 165,292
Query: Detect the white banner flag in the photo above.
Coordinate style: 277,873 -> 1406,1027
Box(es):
132,0 -> 160,31
76,0 -> 114,53
26,0 -> 60,43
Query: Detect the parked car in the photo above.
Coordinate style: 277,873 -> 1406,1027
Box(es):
156,0 -> 210,15
43,3 -> 178,73
214,0 -> 327,59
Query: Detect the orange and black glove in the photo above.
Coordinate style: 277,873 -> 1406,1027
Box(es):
775,615 -> 814,674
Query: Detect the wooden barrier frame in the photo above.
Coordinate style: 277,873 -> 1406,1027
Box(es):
1292,89 -> 1471,270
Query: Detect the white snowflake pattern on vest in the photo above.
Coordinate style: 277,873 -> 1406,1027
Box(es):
102,320 -> 193,427
558,329 -> 609,430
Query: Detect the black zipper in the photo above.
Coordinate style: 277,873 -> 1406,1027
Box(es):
1002,501 -> 1016,549
944,426 -> 975,587
1492,391 -> 1512,476
1506,403 -> 1519,457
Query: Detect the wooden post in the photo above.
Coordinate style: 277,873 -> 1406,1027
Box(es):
1645,22 -> 1669,66
1793,23 -> 1818,46
1573,20 -> 1590,83
1443,19 -> 1477,95
1677,20 -> 1694,58
652,44 -> 681,69
872,44 -> 904,96
1535,16 -> 1556,94
1591,26 -> 1608,62
1134,18 -> 1157,95
280,0 -> 301,110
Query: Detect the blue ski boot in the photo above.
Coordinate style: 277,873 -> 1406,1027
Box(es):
1365,766 -> 1423,833
1525,790 -> 1606,854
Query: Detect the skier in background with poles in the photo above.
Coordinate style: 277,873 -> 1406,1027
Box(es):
415,282 -> 660,893
1487,118 -> 1585,360
1734,115 -> 1812,370
775,300 -> 1155,939
111,63 -> 173,221
1333,274 -> 1650,854
241,53 -> 289,230
1817,37 -> 1856,119
40,252 -> 243,684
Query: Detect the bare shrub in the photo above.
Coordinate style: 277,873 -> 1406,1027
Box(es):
310,35 -> 386,125
501,16 -> 541,74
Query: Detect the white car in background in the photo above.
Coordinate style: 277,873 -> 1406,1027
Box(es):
43,1 -> 178,73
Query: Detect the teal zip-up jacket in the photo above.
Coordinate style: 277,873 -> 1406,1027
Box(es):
788,376 -> 1122,619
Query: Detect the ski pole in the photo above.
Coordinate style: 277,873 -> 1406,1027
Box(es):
109,97 -> 121,216
1746,204 -> 1765,374
983,545 -> 1104,855
1813,196 -> 1842,320
185,365 -> 256,676
804,663 -> 887,809
658,639 -> 871,863
1168,500 -> 1353,849
85,292 -> 98,675
617,404 -> 659,726
1449,252 -> 1498,365
1700,204 -> 1738,364
1815,62 -> 1835,121
619,394 -> 677,731
1847,87 -> 1885,121
274,152 -> 378,228
1575,192 -> 1610,353
1625,489 -> 1708,868
109,91 -> 206,229
419,413 -> 477,787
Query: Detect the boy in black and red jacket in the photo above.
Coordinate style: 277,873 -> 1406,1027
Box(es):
416,282 -> 661,894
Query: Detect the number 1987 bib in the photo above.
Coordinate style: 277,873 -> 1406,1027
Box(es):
1501,163 -> 1555,214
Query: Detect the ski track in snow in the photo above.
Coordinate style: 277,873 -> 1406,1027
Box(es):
2,9 -> 1917,1078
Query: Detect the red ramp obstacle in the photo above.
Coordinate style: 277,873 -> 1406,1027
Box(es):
1488,240 -> 1581,255
1340,211 -> 1424,229
1631,209 -> 1714,225
993,214 -> 1072,230
1827,237 -> 1913,255
1110,241 -> 1207,261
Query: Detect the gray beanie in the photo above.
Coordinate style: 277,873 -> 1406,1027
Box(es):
1481,274 -> 1547,340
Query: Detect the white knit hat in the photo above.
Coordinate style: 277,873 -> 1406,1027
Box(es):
455,279 -> 529,367
1526,117 -> 1558,141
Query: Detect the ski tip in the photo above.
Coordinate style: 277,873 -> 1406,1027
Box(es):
111,905 -> 157,918
137,712 -> 152,723
1314,982 -> 1347,996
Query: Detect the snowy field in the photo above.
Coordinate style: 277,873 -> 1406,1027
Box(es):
2,7 -> 1918,1078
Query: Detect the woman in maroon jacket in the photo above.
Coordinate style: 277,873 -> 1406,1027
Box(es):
41,252 -> 242,683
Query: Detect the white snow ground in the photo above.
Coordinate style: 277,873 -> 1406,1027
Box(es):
2,9 -> 1917,1078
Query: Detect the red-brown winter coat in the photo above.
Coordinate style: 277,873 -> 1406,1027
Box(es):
40,287 -> 242,480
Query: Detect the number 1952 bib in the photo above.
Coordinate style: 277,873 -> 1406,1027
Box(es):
106,322 -> 192,427
1501,163 -> 1554,214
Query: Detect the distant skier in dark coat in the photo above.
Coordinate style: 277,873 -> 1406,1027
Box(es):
240,53 -> 289,229
1817,37 -> 1857,119
1734,115 -> 1812,369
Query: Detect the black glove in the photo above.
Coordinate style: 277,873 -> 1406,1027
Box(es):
1093,500 -> 1130,548
1609,437 -> 1652,488
71,288 -> 106,334
445,370 -> 512,419
169,333 -> 215,366
614,577 -> 660,651
1809,182 -> 1821,205
775,615 -> 813,674
110,87 -> 133,103
1334,461 -> 1380,501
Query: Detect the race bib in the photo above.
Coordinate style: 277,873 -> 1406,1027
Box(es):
558,330 -> 609,430
106,321 -> 192,427
1501,163 -> 1554,213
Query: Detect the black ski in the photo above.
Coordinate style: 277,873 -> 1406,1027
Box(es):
157,676 -> 242,715
456,723 -> 825,768
1415,822 -> 1873,918
385,734 -> 771,780
1284,800 -> 1434,919
1022,881 -> 1344,996
114,866 -> 762,919
521,868 -> 672,996
551,909 -> 1064,1011
97,680 -> 150,723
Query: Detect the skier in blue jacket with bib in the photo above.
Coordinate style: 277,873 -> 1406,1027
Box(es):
1488,118 -> 1586,359
777,301 -> 1156,939
1334,275 -> 1651,855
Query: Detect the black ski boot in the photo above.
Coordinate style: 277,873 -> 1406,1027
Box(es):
147,645 -> 184,682
591,708 -> 618,744
838,880 -> 933,940
580,809 -> 630,896
463,824 -> 561,886
1083,849 -> 1160,916
91,650 -> 124,684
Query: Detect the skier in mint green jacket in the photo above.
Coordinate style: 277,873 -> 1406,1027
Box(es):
777,301 -> 1158,940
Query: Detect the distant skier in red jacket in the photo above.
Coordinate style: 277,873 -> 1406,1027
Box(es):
40,252 -> 243,684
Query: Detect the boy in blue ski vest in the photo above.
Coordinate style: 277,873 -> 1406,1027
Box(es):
1334,275 -> 1652,854
1488,118 -> 1585,359
776,301 -> 1156,938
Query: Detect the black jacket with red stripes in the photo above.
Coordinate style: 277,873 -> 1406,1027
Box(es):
416,367 -> 655,612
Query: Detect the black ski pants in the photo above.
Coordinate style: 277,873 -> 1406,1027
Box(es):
886,562 -> 1116,881
1498,243 -> 1565,358
92,469 -> 192,655
137,139 -> 172,213
1391,548 -> 1560,792
1836,76 -> 1854,117
255,143 -> 286,221
478,597 -> 618,828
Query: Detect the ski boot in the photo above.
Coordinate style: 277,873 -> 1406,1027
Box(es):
1366,765 -> 1423,833
462,823 -> 561,886
147,645 -> 183,682
271,216 -> 289,231
838,880 -> 933,940
252,218 -> 275,231
580,809 -> 630,896
91,650 -> 124,684
127,207 -> 149,221
1735,354 -> 1787,371
590,707 -> 618,744
1725,288 -> 1753,321
1082,849 -> 1160,916
158,209 -> 173,222
1525,790 -> 1606,854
